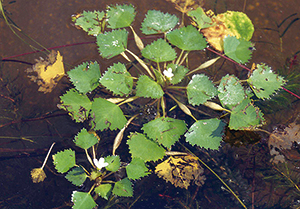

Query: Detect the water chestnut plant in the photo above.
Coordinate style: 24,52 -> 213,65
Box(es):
51,3 -> 286,208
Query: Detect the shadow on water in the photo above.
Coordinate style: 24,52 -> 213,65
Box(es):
0,0 -> 300,208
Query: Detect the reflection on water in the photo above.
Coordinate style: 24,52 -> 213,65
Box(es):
0,0 -> 300,208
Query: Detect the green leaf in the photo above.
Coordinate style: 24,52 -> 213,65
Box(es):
221,11 -> 254,41
58,88 -> 92,123
94,184 -> 112,200
167,63 -> 189,85
141,10 -> 178,35
142,117 -> 187,148
71,191 -> 97,209
166,25 -> 207,51
187,74 -> 218,105
185,118 -> 226,149
73,10 -> 105,36
141,39 -> 177,63
106,4 -> 136,29
248,64 -> 286,99
127,133 -> 165,162
126,158 -> 150,180
74,128 -> 98,149
96,29 -> 128,59
91,98 -> 127,131
112,178 -> 133,197
187,7 -> 213,29
136,75 -> 164,99
223,36 -> 252,64
104,155 -> 120,172
229,98 -> 265,130
65,166 -> 87,186
218,74 -> 246,109
52,149 -> 76,173
100,62 -> 133,96
67,62 -> 101,94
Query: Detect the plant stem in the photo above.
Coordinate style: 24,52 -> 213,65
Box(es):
125,49 -> 155,80
167,86 -> 187,90
40,142 -> 56,170
178,51 -> 189,66
85,149 -> 96,169
176,50 -> 185,65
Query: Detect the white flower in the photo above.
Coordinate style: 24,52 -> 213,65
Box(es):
93,157 -> 109,170
163,68 -> 174,80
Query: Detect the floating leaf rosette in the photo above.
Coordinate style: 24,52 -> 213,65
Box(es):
247,64 -> 286,99
67,62 -> 101,94
95,184 -> 112,200
65,167 -> 87,186
71,191 -> 96,209
91,98 -> 127,131
141,38 -> 177,63
74,128 -> 98,150
223,36 -> 252,64
218,74 -> 246,109
185,118 -> 226,149
53,149 -> 76,173
135,75 -> 164,99
112,178 -> 133,197
72,10 -> 105,36
96,29 -> 128,59
58,88 -> 92,123
187,7 -> 213,29
126,158 -> 150,180
142,117 -> 187,148
167,25 -> 207,51
229,98 -> 265,130
141,10 -> 179,34
187,74 -> 217,105
127,133 -> 165,162
100,62 -> 133,96
106,4 -> 136,29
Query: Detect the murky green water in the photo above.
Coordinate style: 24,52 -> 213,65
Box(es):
1,0 -> 300,208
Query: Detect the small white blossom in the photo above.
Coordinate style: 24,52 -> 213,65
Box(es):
93,157 -> 109,170
163,68 -> 174,80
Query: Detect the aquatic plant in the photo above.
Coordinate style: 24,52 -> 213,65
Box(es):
48,3 -> 287,208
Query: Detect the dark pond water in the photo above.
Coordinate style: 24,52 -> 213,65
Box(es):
1,0 -> 300,208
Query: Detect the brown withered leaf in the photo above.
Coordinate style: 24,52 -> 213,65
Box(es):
26,50 -> 65,93
166,0 -> 204,14
268,122 -> 300,164
201,12 -> 235,52
155,155 -> 205,189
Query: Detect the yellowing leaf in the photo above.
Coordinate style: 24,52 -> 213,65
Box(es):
155,155 -> 205,189
26,51 -> 65,93
31,168 -> 46,183
201,14 -> 235,51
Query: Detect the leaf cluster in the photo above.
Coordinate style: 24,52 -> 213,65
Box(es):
52,3 -> 288,208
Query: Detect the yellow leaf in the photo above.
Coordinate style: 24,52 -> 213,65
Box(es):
155,155 -> 205,189
31,168 -> 46,183
26,50 -> 65,93
201,13 -> 236,52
